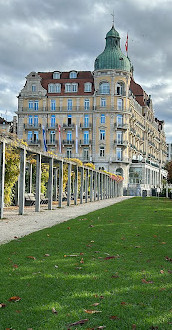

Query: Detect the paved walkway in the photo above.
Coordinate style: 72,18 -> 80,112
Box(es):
0,196 -> 133,245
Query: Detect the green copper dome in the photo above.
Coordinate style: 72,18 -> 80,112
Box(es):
94,26 -> 131,72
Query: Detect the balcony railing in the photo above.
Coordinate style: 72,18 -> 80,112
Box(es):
27,140 -> 41,146
62,123 -> 75,129
114,123 -> 128,129
24,124 -> 41,129
114,140 -> 128,147
80,123 -> 92,129
79,139 -> 92,145
62,139 -> 74,145
46,124 -> 58,130
46,140 -> 58,145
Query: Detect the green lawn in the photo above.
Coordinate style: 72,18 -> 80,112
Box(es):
0,197 -> 171,329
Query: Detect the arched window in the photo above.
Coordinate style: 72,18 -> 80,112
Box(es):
53,71 -> 61,79
69,71 -> 77,78
99,82 -> 110,94
84,82 -> 92,92
48,84 -> 54,93
116,82 -> 125,96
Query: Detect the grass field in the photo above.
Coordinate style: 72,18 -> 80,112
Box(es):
0,197 -> 171,329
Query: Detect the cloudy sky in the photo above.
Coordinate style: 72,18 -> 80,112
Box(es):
0,0 -> 172,142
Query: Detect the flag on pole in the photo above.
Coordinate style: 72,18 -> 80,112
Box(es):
42,126 -> 47,152
76,124 -> 78,154
59,125 -> 62,153
125,33 -> 128,53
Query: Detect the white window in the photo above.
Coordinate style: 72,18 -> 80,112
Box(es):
48,84 -> 54,93
116,147 -> 122,160
99,82 -> 110,94
84,99 -> 90,110
28,131 -> 32,141
72,83 -> 78,92
101,114 -> 105,124
117,98 -> 123,110
100,129 -> 105,140
65,84 -> 71,92
101,98 -> 106,107
84,131 -> 89,144
50,131 -> 55,144
34,101 -> 39,111
32,85 -> 36,92
55,84 -> 61,93
34,115 -> 38,127
69,71 -> 77,78
67,149 -> 72,158
28,115 -> 33,126
53,72 -> 60,79
51,115 -> 55,128
100,146 -> 105,157
116,82 -> 124,95
51,100 -> 56,111
84,82 -> 92,92
33,131 -> 38,142
84,115 -> 89,128
117,114 -> 123,127
67,131 -> 72,142
67,99 -> 73,111
117,131 -> 122,143
83,149 -> 89,160
29,101 -> 33,109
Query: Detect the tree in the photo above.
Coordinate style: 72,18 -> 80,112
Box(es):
165,161 -> 172,183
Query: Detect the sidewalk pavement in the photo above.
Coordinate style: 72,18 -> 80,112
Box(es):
0,196 -> 133,245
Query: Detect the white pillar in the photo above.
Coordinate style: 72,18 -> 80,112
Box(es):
58,161 -> 63,208
0,141 -> 5,219
48,158 -> 53,210
35,153 -> 41,212
19,147 -> 26,215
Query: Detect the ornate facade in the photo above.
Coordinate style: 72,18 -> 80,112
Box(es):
17,25 -> 167,195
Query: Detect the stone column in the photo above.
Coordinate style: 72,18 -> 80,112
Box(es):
58,161 -> 63,208
0,141 -> 5,219
48,158 -> 53,210
19,147 -> 26,215
100,173 -> 103,200
90,170 -> 93,202
35,153 -> 41,212
94,171 -> 97,201
80,167 -> 84,204
85,169 -> 89,203
29,163 -> 33,193
97,172 -> 100,201
74,165 -> 78,205
67,163 -> 71,206
103,174 -> 105,199
53,168 -> 58,201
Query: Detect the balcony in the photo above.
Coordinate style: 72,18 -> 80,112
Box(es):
114,140 -> 128,147
21,107 -> 46,112
62,139 -> 74,145
80,123 -> 92,129
114,123 -> 128,130
62,123 -> 75,130
46,123 -> 58,130
110,156 -> 130,163
46,140 -> 58,146
79,139 -> 92,146
24,123 -> 41,130
27,140 -> 41,146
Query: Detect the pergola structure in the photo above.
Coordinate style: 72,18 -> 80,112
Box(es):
0,135 -> 123,219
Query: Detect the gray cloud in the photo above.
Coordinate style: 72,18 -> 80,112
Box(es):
0,0 -> 171,141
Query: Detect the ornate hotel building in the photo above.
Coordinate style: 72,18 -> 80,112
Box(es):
17,25 -> 167,195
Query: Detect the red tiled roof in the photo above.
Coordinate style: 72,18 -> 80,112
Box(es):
38,71 -> 94,96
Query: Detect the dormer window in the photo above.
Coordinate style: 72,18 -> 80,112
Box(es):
99,82 -> 110,94
69,71 -> 77,79
53,71 -> 61,79
48,84 -> 54,93
55,83 -> 61,93
65,83 -> 78,92
84,82 -> 92,92
72,83 -> 78,92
